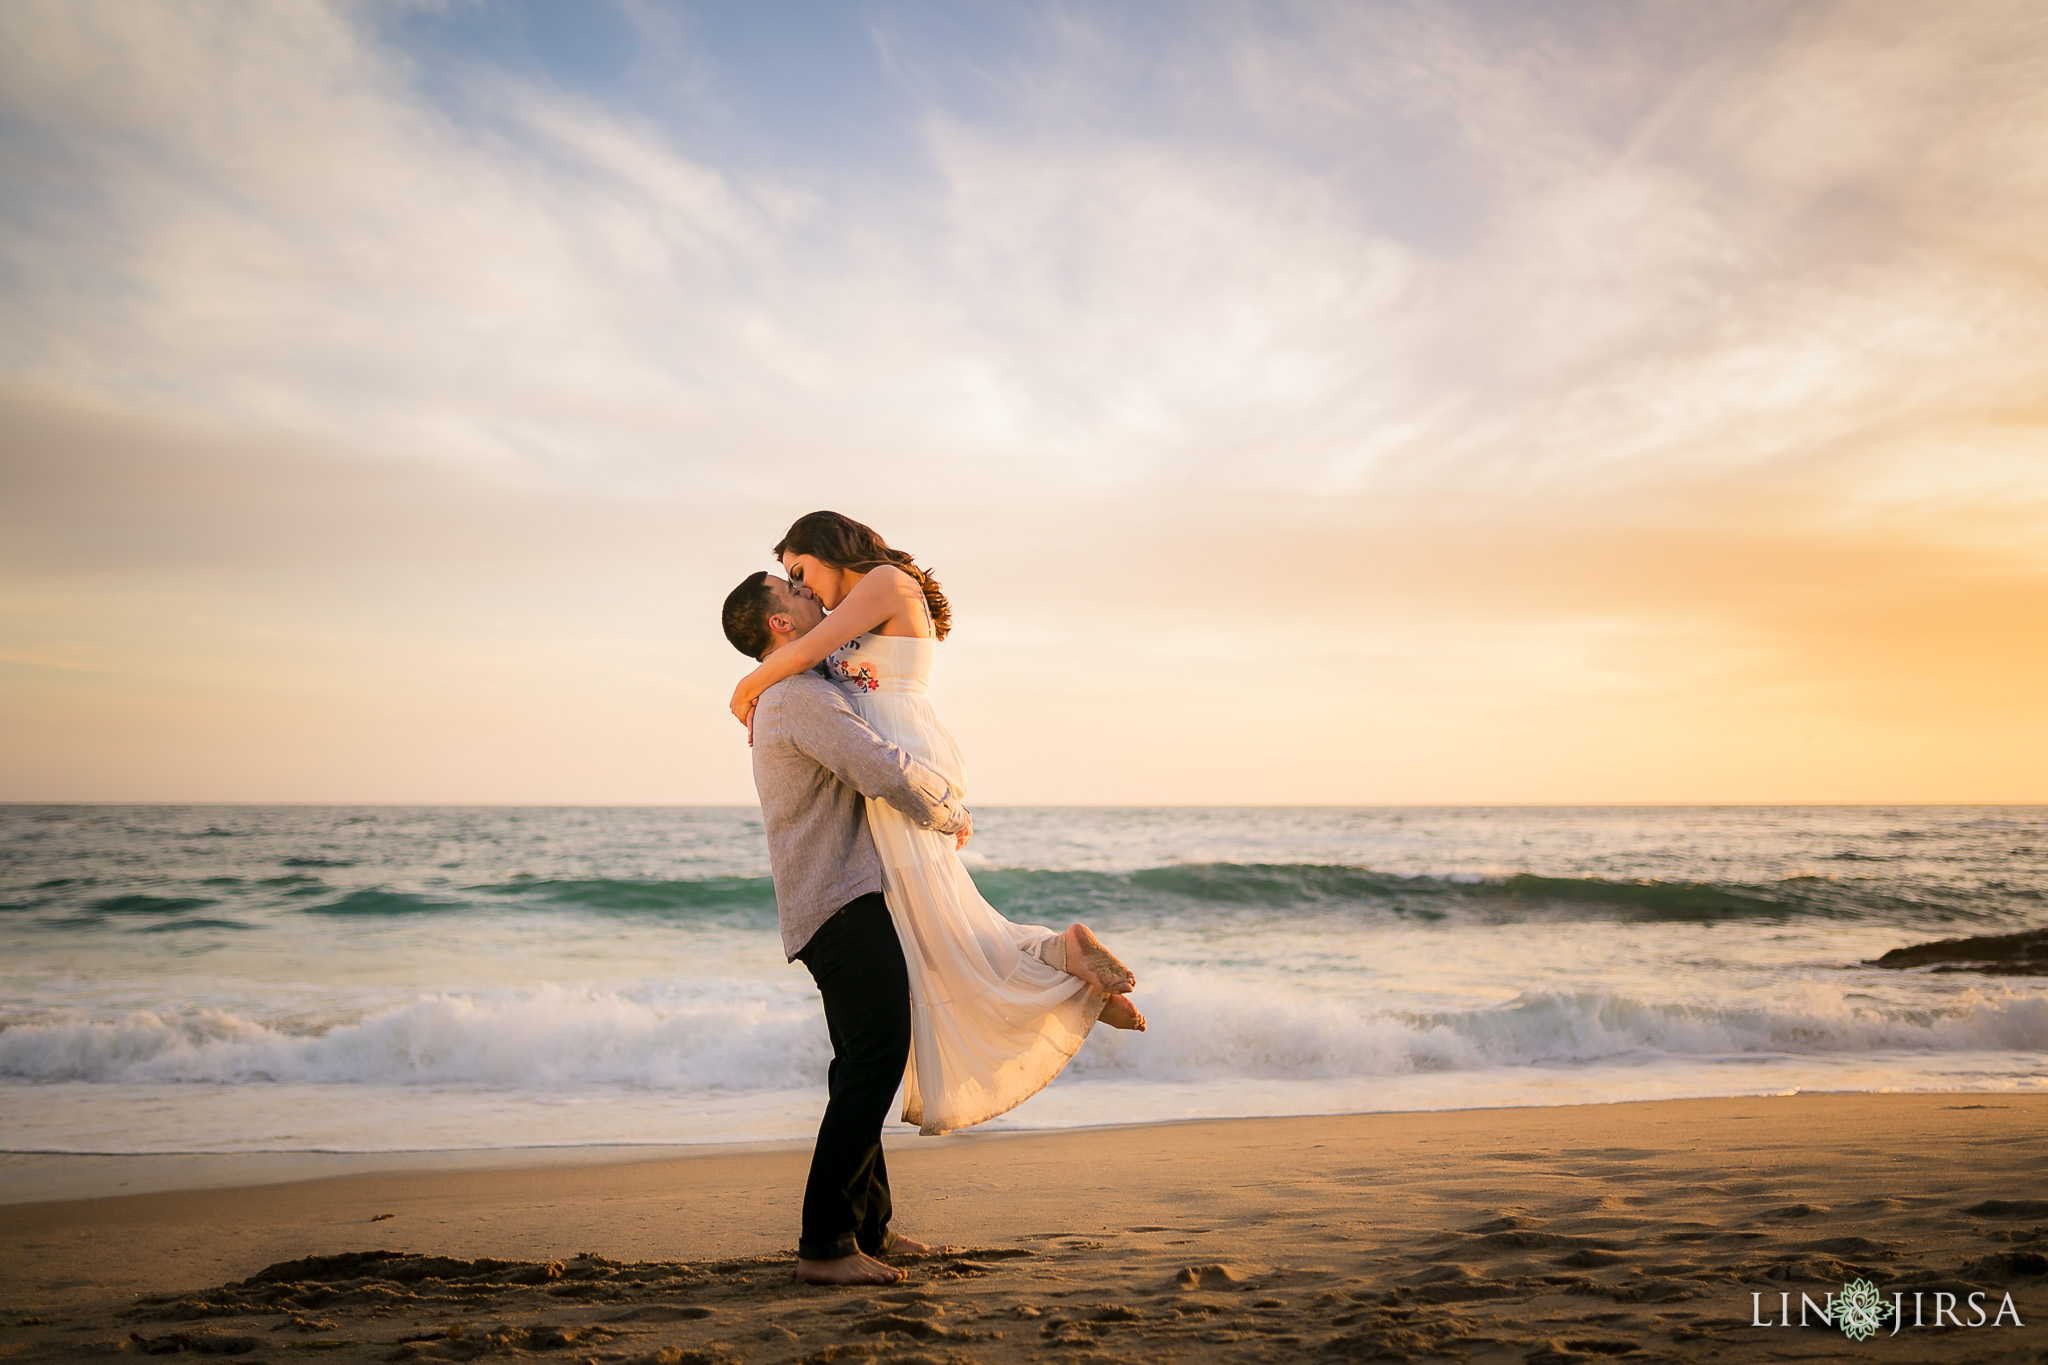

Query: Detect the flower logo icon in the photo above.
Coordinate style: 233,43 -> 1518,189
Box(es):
1836,1279 -> 1894,1341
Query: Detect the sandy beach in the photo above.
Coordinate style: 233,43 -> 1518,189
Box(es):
3,1092 -> 2045,1362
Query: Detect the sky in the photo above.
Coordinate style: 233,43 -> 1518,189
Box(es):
1,0 -> 2045,805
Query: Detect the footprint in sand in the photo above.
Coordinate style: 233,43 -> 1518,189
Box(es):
607,1306 -> 712,1322
1962,1249 -> 2048,1279
1800,1235 -> 1898,1257
1394,1263 -> 1519,1303
1174,1264 -> 1242,1290
1967,1199 -> 2048,1219
1526,1334 -> 1645,1363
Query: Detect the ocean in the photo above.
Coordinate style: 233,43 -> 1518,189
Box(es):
2,805 -> 2043,1155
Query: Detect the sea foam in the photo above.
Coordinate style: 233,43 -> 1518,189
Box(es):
5,805 -> 2044,1152
5,976 -> 2042,1090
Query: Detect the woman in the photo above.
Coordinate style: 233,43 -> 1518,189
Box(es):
729,510 -> 1143,1135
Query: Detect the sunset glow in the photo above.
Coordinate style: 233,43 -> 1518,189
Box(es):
2,1 -> 2044,803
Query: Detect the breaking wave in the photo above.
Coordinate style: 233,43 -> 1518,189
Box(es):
4,977 -> 2042,1091
976,863 -> 2003,926
9,863 -> 2030,930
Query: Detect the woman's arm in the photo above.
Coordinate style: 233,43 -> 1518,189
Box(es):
727,567 -> 915,724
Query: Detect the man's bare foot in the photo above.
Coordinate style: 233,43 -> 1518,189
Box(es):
878,1235 -> 950,1259
1064,924 -> 1136,993
796,1251 -> 903,1285
1100,993 -> 1147,1031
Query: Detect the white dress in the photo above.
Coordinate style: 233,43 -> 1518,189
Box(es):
827,631 -> 1104,1134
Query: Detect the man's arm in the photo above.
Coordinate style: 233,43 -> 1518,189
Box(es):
773,682 -> 970,836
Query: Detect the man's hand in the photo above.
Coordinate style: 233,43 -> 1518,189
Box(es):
954,812 -> 973,851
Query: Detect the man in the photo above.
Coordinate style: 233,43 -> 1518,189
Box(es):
720,569 -> 968,1287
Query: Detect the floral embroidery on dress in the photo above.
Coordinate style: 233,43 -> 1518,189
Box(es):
829,649 -> 880,693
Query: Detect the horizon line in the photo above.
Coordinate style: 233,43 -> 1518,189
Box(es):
3,801 -> 2043,812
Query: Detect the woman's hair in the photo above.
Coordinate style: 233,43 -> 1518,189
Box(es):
773,511 -> 952,640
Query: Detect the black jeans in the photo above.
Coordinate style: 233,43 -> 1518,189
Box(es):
793,892 -> 910,1261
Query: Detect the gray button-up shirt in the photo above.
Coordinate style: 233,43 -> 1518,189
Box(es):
750,671 -> 970,959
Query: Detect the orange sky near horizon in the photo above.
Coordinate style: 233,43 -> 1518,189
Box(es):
2,1 -> 2045,805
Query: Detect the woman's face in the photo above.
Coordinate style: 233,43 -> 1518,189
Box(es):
781,552 -> 851,609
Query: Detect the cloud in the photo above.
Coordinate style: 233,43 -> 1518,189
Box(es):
1,0 -> 2045,801
0,0 -> 943,489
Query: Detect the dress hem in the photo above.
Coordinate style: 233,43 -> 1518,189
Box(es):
902,990 -> 1108,1137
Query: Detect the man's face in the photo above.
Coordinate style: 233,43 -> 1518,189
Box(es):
769,575 -> 825,640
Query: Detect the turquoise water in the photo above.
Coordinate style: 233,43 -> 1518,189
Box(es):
2,805 -> 2044,1152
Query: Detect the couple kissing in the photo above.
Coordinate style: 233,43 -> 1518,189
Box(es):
721,510 -> 1145,1286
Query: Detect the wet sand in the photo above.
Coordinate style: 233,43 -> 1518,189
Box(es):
3,1092 -> 2045,1362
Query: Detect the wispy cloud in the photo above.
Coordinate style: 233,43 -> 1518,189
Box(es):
1,0 -> 2044,801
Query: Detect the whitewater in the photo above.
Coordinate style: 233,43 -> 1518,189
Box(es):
2,805 -> 2044,1153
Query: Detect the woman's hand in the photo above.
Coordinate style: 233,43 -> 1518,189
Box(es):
730,677 -> 762,725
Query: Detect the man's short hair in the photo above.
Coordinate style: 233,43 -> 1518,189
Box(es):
721,571 -> 781,659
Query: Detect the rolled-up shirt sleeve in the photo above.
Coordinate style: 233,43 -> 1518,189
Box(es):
783,686 -> 970,836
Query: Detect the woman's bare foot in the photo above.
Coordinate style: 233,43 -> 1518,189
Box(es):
878,1235 -> 950,1259
1100,993 -> 1147,1031
796,1251 -> 903,1285
1063,924 -> 1136,994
